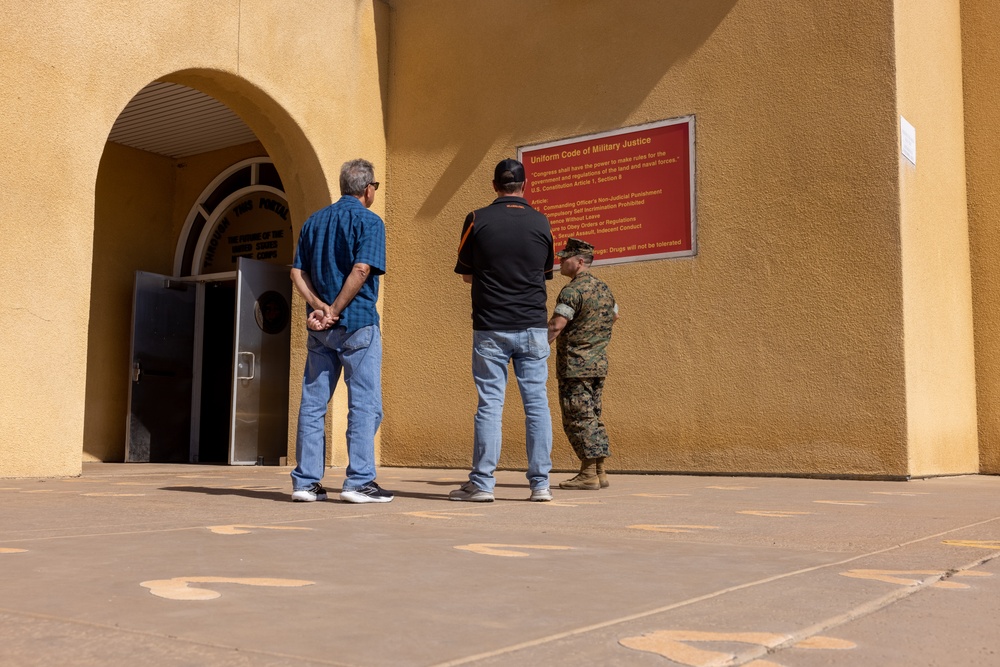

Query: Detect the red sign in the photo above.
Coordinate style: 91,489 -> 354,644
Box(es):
519,117 -> 695,265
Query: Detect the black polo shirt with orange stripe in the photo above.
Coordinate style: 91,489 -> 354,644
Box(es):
455,196 -> 554,331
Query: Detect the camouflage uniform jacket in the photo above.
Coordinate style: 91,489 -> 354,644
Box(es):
554,272 -> 616,378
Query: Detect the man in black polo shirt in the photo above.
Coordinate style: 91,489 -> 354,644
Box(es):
452,158 -> 555,502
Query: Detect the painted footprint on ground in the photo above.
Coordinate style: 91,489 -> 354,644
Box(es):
620,629 -> 855,666
140,576 -> 314,600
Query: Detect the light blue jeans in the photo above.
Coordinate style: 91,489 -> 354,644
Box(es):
291,325 -> 382,493
469,328 -> 553,492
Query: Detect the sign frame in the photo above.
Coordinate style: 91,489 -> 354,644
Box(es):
518,115 -> 697,266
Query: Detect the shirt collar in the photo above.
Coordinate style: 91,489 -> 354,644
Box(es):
491,195 -> 531,208
337,194 -> 366,209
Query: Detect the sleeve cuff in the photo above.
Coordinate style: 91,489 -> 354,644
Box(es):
554,303 -> 575,320
354,256 -> 385,275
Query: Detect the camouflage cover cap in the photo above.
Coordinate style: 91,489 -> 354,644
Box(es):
557,237 -> 595,258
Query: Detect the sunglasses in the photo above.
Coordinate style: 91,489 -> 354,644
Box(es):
368,181 -> 380,191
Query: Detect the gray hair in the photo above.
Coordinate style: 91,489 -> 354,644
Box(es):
340,158 -> 375,196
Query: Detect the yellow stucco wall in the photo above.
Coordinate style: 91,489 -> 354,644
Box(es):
84,143 -> 177,463
0,0 -> 387,477
895,0 -> 978,476
380,1 -> 910,477
963,0 -> 1000,474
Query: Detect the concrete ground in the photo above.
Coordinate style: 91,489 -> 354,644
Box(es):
2,464 -> 1000,667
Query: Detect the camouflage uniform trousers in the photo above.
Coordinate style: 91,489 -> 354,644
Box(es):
557,376 -> 610,460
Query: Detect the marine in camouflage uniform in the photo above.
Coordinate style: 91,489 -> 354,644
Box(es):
547,238 -> 617,490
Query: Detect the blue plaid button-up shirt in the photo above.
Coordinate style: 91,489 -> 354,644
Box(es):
293,195 -> 386,332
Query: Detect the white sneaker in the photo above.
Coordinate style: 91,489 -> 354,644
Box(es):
340,481 -> 394,504
449,482 -> 494,502
291,483 -> 328,502
529,487 -> 553,502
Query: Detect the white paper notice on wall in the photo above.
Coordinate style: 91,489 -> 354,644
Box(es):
900,116 -> 916,166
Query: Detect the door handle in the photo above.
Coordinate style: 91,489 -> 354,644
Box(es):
237,352 -> 256,380
132,361 -> 141,382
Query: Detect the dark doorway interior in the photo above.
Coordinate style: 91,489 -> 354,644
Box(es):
198,280 -> 236,463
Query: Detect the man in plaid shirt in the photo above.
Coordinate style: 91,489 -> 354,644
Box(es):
289,158 -> 394,504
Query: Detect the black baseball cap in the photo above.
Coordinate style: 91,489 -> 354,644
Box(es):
494,158 -> 525,185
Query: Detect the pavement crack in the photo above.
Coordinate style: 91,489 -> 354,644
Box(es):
733,551 -> 1000,667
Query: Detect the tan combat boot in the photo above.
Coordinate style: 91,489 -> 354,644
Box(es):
559,458 -> 601,490
596,457 -> 610,488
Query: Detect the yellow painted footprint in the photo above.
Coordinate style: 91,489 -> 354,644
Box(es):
83,492 -> 146,497
620,629 -> 855,667
453,544 -> 573,558
813,500 -> 872,506
943,540 -> 1000,550
206,525 -> 313,535
629,524 -> 719,534
841,569 -> 992,589
140,576 -> 314,600
404,511 -> 484,520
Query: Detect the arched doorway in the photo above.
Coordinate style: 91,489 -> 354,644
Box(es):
84,77 -> 327,466
126,154 -> 295,465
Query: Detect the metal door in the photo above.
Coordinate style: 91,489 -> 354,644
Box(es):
229,258 -> 292,464
126,272 -> 196,462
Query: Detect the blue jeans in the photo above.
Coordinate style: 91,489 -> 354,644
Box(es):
469,328 -> 553,492
291,325 -> 382,492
